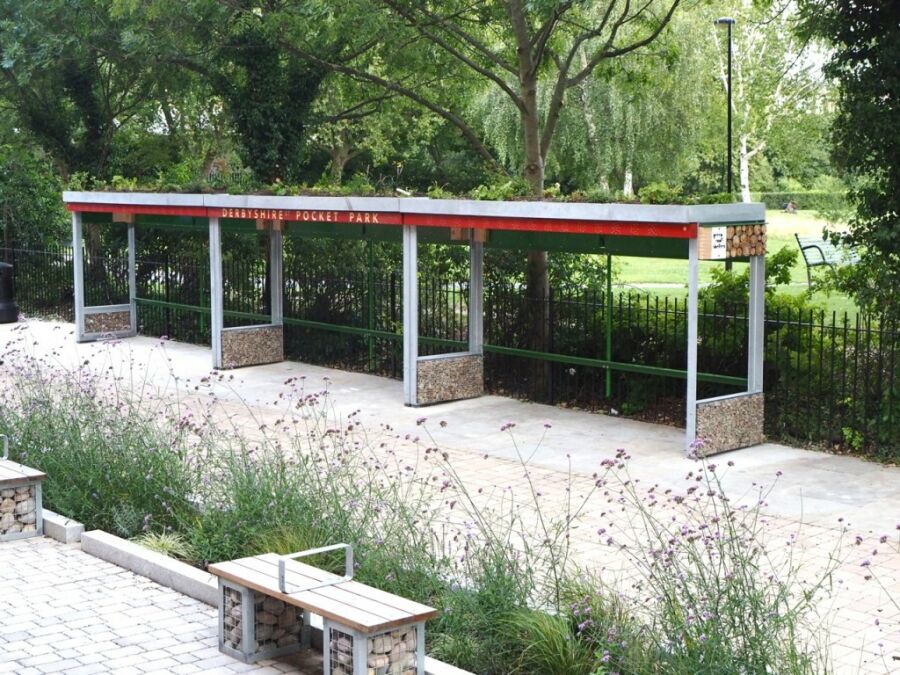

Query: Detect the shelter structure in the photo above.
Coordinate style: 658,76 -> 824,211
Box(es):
63,191 -> 766,455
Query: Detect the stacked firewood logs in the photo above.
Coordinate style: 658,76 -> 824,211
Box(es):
726,225 -> 767,257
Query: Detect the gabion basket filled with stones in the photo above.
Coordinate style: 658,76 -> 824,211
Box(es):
0,435 -> 46,541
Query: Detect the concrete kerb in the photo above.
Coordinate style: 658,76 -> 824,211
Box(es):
42,509 -> 84,544
81,530 -> 219,606
79,529 -> 473,675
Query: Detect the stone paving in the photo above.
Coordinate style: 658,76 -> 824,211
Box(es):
2,320 -> 900,673
0,537 -> 314,674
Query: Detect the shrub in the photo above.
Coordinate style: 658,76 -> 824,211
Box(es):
637,182 -> 683,204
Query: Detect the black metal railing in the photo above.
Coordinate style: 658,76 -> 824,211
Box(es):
3,245 -> 896,456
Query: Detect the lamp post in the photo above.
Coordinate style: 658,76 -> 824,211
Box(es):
715,16 -> 735,271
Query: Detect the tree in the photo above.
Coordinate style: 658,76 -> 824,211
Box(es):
308,76 -> 439,185
799,0 -> 900,319
0,135 -> 66,251
245,0 -> 681,355
474,9 -> 715,196
0,0 -> 166,179
113,0 -> 333,184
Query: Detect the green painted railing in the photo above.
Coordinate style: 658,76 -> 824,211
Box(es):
134,297 -> 747,387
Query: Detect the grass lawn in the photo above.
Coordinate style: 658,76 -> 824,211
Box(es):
614,210 -> 858,316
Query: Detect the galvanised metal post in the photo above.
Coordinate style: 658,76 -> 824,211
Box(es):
468,233 -> 484,355
71,212 -> 85,342
685,237 -> 700,451
270,227 -> 283,326
127,222 -> 137,335
402,224 -> 418,405
208,217 -> 224,369
605,253 -> 613,398
747,254 -> 766,393
367,240 -> 376,371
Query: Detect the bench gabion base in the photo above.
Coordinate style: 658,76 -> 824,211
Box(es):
0,446 -> 45,543
218,579 -> 310,663
324,619 -> 425,675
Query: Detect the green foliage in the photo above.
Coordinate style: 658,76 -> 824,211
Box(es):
637,182 -> 682,205
752,190 -> 848,213
0,0 -> 166,178
211,16 -> 328,183
702,247 -> 800,307
0,144 -> 67,247
469,177 -> 531,201
800,0 -> 900,321
0,347 -> 846,674
504,610 -> 594,675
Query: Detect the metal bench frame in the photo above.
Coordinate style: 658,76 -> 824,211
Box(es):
795,233 -> 860,287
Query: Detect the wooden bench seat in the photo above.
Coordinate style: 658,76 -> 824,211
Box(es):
209,546 -> 437,674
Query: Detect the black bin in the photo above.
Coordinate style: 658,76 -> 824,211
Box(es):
0,262 -> 19,323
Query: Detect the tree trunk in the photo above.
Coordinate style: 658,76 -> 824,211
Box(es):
329,150 -> 348,185
623,166 -> 634,198
329,137 -> 354,185
520,74 -> 551,394
521,75 -> 545,195
739,135 -> 752,203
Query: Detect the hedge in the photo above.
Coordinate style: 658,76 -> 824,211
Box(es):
751,191 -> 848,213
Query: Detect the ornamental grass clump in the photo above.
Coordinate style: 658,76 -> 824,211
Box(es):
0,341 -> 196,537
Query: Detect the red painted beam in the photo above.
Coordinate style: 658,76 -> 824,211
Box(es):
65,202 -> 698,238
402,213 -> 697,239
66,203 -> 209,217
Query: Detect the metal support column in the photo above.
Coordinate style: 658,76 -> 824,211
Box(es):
747,254 -> 765,393
402,224 -> 418,405
127,222 -> 137,334
367,240 -> 376,371
468,235 -> 484,355
270,228 -> 283,326
685,238 -> 700,451
605,253 -> 613,398
209,217 -> 224,369
72,212 -> 85,342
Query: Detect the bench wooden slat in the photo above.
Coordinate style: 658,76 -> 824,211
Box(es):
254,553 -> 437,619
0,460 -> 46,487
210,555 -> 437,633
237,556 -> 412,625
211,559 -> 389,633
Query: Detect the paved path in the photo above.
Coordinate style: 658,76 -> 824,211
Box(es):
0,538 -> 310,674
2,320 -> 900,673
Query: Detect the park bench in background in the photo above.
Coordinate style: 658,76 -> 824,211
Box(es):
795,233 -> 860,287
209,543 -> 438,674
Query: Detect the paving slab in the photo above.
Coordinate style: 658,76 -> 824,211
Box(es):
0,538 -> 318,674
